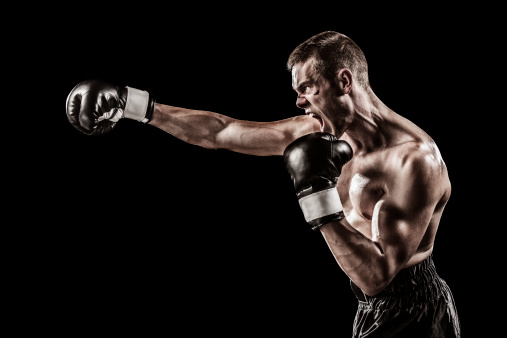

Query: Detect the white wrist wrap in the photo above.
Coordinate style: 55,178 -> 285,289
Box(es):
298,187 -> 343,222
124,86 -> 150,123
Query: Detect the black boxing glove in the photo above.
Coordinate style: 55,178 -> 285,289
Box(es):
283,132 -> 353,230
65,79 -> 156,135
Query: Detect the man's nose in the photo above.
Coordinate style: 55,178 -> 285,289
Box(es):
296,95 -> 309,109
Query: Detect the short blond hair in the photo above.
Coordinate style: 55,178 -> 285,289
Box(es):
287,31 -> 370,90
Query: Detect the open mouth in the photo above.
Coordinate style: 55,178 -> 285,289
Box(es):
308,113 -> 324,132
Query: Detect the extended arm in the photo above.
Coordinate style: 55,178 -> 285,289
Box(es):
150,104 -> 320,156
65,79 -> 321,156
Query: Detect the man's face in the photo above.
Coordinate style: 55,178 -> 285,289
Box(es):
291,58 -> 348,136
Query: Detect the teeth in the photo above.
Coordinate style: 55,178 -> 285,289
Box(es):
308,113 -> 324,132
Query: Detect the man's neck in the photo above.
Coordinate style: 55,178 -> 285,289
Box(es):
343,91 -> 391,155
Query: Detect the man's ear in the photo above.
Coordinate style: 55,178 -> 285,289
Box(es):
336,69 -> 353,94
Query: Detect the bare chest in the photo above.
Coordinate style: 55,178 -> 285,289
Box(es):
338,164 -> 385,235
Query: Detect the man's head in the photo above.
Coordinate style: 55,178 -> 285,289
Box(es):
287,31 -> 370,90
288,31 -> 370,136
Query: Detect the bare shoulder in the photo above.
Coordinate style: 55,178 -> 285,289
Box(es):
386,138 -> 451,200
393,139 -> 447,175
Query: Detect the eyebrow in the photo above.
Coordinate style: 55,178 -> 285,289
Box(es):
294,80 -> 311,93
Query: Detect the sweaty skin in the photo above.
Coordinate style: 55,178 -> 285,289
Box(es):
148,56 -> 451,297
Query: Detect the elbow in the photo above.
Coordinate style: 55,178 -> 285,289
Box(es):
355,263 -> 394,297
361,280 -> 391,297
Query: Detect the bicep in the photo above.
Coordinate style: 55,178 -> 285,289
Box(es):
374,199 -> 432,265
216,115 -> 320,156
373,158 -> 443,268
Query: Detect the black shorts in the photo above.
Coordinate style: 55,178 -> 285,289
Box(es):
350,255 -> 461,337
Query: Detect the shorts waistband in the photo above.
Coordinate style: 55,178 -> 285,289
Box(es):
351,254 -> 441,303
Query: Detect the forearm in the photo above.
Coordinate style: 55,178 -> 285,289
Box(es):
320,220 -> 390,296
148,103 -> 231,149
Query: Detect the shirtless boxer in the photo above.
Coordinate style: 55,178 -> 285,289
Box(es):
66,31 -> 461,337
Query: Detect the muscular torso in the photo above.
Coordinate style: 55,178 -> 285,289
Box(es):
336,132 -> 451,268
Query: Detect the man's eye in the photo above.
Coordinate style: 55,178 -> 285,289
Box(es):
303,86 -> 311,93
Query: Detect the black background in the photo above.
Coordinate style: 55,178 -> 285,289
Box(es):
22,3 -> 496,337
